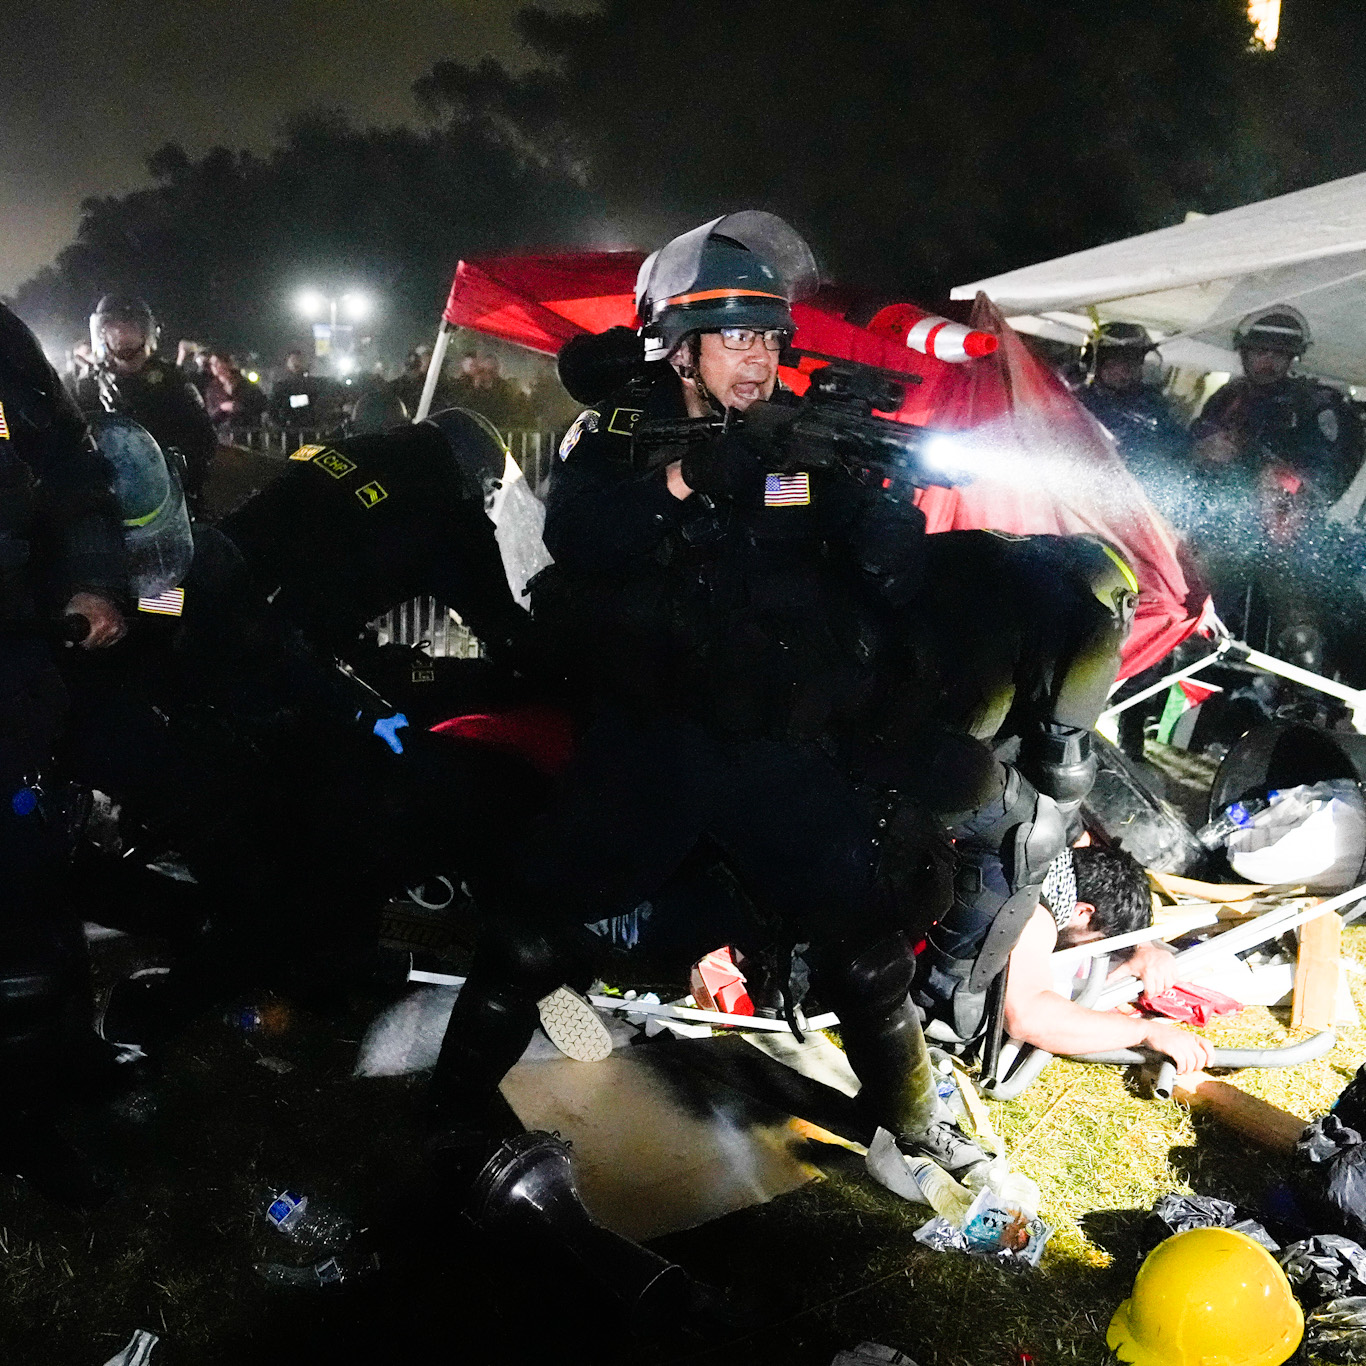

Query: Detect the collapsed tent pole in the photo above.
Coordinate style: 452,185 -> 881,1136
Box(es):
413,320 -> 454,423
1100,637 -> 1366,731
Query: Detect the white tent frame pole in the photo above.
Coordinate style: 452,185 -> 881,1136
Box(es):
1098,638 -> 1366,731
413,320 -> 453,423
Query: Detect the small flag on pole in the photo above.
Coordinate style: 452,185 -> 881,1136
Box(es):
137,586 -> 185,616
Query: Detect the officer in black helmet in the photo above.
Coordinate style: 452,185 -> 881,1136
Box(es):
1189,307 -> 1364,664
428,212 -> 990,1190
221,407 -> 529,664
1191,307 -> 1361,502
0,301 -> 127,1201
76,295 -> 218,514
1075,322 -> 1190,511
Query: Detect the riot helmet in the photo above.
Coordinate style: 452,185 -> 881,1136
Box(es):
1233,307 -> 1311,357
1082,321 -> 1156,384
88,413 -> 193,598
424,406 -> 510,501
635,211 -> 818,363
90,295 -> 159,370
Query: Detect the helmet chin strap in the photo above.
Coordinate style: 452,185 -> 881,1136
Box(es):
673,335 -> 724,414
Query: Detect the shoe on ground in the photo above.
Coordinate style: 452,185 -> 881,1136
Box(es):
895,1117 -> 991,1182
537,986 -> 613,1063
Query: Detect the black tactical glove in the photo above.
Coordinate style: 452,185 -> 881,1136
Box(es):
679,428 -> 768,501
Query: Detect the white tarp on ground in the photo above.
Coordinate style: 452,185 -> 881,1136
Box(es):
952,171 -> 1366,386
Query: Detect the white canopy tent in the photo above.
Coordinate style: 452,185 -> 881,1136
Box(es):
952,171 -> 1366,387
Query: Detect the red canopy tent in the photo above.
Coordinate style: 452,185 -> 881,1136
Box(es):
429,252 -> 1205,677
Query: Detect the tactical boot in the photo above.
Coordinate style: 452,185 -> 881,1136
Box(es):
895,1101 -> 991,1184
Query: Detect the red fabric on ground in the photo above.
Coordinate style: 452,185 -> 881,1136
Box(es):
1137,981 -> 1244,1027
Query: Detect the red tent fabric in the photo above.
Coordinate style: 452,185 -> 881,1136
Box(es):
442,255 -> 1205,676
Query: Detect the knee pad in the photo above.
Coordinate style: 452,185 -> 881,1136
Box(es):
1018,723 -> 1097,809
818,934 -> 915,1023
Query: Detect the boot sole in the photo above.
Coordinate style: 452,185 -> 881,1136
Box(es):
536,987 -> 614,1063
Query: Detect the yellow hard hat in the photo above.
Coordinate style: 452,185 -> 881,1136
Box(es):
1107,1227 -> 1303,1366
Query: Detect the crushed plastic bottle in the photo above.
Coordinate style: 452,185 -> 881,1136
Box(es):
901,1154 -> 977,1224
1196,795 -> 1275,850
256,1248 -> 379,1290
260,1187 -> 356,1249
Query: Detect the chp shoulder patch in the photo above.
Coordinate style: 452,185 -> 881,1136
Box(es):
312,448 -> 357,479
558,409 -> 599,461
289,443 -> 326,461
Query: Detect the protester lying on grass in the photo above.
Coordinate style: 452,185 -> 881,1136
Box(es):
1000,845 -> 1214,1074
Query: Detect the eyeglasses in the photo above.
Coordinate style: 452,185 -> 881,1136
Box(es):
715,327 -> 790,352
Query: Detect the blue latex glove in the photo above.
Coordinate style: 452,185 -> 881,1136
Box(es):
371,712 -> 409,755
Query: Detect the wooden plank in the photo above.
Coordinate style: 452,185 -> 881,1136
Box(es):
1172,1073 -> 1309,1153
1149,871 -> 1272,902
1293,910 -> 1342,1032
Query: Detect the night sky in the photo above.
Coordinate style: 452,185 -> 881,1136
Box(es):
0,0 -> 593,293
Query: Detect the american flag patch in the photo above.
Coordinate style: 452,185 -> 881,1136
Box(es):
0,401 -> 9,439
764,471 -> 810,506
137,587 -> 185,616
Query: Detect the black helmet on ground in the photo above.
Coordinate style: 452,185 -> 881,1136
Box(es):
635,211 -> 818,363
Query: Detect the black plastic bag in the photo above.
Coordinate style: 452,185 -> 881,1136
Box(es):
1297,1116 -> 1366,1243
1307,1297 -> 1366,1363
1335,1064 -> 1366,1135
1145,1194 -> 1278,1253
1280,1235 -> 1366,1308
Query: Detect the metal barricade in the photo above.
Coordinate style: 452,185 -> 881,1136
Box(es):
370,599 -> 482,658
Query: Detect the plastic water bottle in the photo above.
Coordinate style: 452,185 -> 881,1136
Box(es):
256,1249 -> 379,1290
901,1155 -> 975,1224
1196,795 -> 1274,849
261,1188 -> 356,1248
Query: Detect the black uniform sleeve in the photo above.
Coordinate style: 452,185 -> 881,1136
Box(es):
152,371 -> 218,504
543,413 -> 688,573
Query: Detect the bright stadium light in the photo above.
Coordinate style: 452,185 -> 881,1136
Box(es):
295,289 -> 327,319
341,292 -> 370,322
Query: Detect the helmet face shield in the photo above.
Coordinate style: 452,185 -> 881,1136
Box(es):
1234,307 -> 1311,357
90,295 -> 158,365
637,212 -> 817,362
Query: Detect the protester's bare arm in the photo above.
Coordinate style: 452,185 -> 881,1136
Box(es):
1112,940 -> 1180,996
1004,907 -> 1214,1071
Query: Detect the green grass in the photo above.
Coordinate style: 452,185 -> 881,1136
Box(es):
3,930 -> 1361,1364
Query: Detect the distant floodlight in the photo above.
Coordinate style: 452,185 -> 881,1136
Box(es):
336,354 -> 357,376
341,292 -> 370,322
295,289 -> 326,319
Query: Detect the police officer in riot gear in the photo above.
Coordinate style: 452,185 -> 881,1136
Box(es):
76,296 -> 218,514
1192,308 -> 1361,502
221,408 -> 530,665
1075,323 -> 1189,510
1190,307 -> 1364,665
428,212 -> 990,1187
0,300 -> 127,1200
867,530 -> 1138,1055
